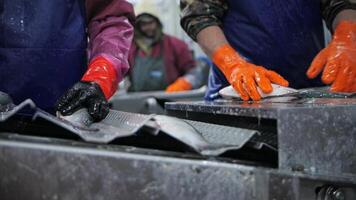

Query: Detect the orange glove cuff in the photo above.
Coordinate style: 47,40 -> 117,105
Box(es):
81,56 -> 118,99
212,44 -> 245,75
334,20 -> 356,38
176,78 -> 192,90
165,78 -> 192,93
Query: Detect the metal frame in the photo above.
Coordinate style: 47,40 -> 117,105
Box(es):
1,92 -> 356,199
166,98 -> 356,178
0,133 -> 355,200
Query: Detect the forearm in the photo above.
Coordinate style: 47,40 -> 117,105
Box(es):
180,0 -> 227,41
88,17 -> 134,82
196,26 -> 229,57
321,0 -> 356,30
86,0 -> 134,82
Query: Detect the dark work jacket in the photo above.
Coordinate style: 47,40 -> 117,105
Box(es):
206,0 -> 325,100
0,0 -> 87,111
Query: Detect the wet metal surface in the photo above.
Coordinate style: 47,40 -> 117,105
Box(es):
1,89 -> 356,199
166,89 -> 356,177
111,87 -> 206,101
0,99 -> 257,156
0,91 -> 13,107
151,115 -> 257,156
184,119 -> 256,146
220,86 -> 356,100
110,87 -> 206,114
35,109 -> 154,143
40,110 -> 257,156
166,97 -> 356,120
0,134 -> 355,200
0,99 -> 36,122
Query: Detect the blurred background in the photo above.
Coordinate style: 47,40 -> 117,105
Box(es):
128,0 -> 205,58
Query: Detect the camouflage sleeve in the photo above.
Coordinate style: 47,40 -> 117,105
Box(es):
321,0 -> 356,30
180,0 -> 228,41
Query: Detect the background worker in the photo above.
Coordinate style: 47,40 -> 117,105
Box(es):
129,13 -> 203,93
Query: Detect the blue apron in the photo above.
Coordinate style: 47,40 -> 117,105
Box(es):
0,0 -> 87,111
206,0 -> 325,100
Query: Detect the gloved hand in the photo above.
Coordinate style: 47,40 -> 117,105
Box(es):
307,21 -> 356,93
56,81 -> 110,122
212,44 -> 289,101
165,78 -> 192,93
56,56 -> 118,121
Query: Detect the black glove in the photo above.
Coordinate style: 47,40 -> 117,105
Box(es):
56,81 -> 110,122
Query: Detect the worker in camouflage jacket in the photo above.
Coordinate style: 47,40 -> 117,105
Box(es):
181,0 -> 356,100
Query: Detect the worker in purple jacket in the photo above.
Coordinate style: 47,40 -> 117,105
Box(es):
0,0 -> 134,121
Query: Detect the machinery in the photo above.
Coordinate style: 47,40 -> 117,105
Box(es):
110,87 -> 206,114
0,89 -> 355,199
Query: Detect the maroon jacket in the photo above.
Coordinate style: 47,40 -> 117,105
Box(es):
129,34 -> 196,84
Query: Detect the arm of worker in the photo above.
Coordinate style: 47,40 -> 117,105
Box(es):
56,0 -> 134,121
307,0 -> 356,93
166,39 -> 198,93
179,0 -> 288,100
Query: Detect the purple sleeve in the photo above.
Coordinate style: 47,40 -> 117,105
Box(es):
86,0 -> 135,82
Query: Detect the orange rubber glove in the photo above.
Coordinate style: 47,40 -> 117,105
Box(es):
307,21 -> 356,93
81,56 -> 118,99
165,78 -> 192,93
212,44 -> 289,101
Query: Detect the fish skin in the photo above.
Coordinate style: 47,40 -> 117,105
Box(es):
219,84 -> 298,100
